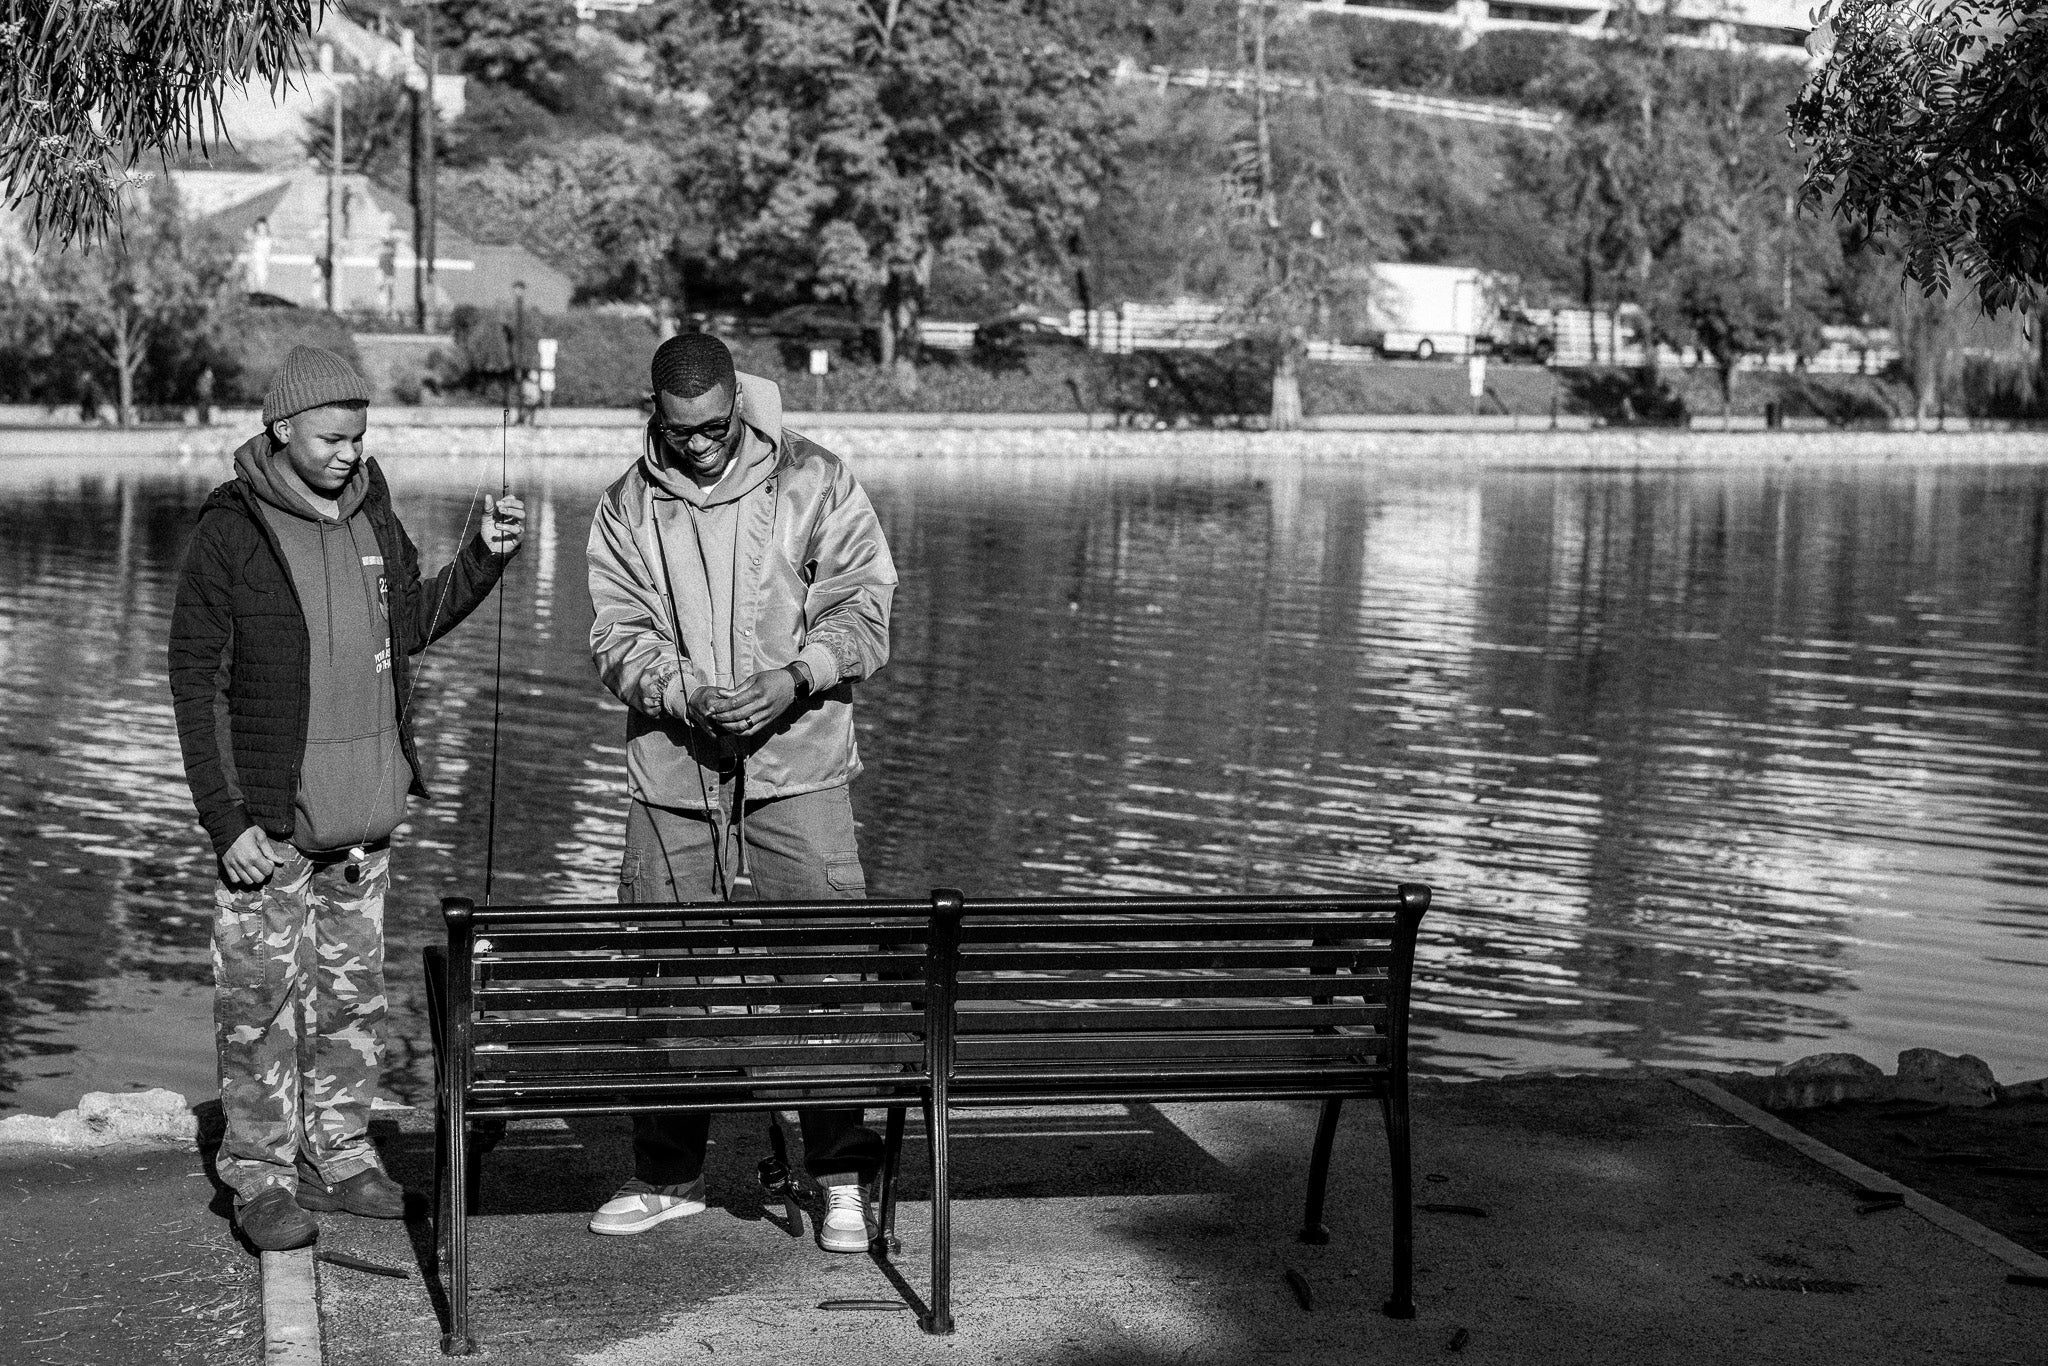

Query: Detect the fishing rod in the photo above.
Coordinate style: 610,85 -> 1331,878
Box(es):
483,407 -> 509,904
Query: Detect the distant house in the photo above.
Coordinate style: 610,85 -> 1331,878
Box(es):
174,169 -> 573,318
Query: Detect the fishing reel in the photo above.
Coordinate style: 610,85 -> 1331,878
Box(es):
757,1118 -> 803,1236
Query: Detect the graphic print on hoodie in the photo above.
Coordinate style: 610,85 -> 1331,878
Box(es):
237,438 -> 413,853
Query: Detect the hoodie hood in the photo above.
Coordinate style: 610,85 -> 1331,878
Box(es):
233,431 -> 369,522
641,372 -> 784,508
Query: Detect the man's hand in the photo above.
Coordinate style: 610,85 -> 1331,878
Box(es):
483,494 -> 526,556
221,826 -> 291,889
696,668 -> 799,737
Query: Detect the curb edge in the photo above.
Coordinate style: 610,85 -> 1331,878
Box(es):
262,1246 -> 322,1366
1674,1075 -> 2048,1279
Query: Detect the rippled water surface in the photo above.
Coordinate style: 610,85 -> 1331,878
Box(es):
4,445 -> 2046,1112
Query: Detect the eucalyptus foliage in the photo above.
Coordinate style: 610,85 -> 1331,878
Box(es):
1792,0 -> 2047,311
2,0 -> 314,244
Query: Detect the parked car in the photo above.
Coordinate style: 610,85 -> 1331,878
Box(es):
973,315 -> 1084,369
1486,307 -> 1556,365
757,303 -> 869,344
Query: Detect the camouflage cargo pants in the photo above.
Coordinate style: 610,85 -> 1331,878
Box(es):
212,847 -> 390,1199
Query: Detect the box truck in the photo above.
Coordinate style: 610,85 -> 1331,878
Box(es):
1357,263 -> 1490,360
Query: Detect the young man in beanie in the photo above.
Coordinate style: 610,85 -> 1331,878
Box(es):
169,345 -> 525,1250
586,333 -> 896,1250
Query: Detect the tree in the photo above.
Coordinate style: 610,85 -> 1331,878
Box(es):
1792,0 -> 2047,314
1,0 -> 310,244
440,137 -> 690,302
648,0 -> 1117,384
439,0 -> 587,109
26,182 -> 241,424
303,74 -> 419,182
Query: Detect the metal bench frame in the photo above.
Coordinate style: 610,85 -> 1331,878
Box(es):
426,890 -> 965,1353
948,885 -> 1430,1319
425,882 -> 1428,1351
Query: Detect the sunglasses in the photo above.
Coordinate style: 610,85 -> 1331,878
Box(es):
656,403 -> 735,449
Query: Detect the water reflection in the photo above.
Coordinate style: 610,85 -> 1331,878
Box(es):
2,447 -> 2045,1112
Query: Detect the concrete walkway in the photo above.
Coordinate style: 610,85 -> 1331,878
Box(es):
315,1077 -> 2044,1365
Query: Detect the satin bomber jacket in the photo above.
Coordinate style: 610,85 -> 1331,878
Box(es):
586,380 -> 897,810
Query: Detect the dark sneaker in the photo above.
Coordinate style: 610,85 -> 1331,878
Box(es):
236,1186 -> 318,1250
295,1160 -> 407,1219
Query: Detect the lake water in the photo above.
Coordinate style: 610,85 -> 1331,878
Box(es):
3,443 -> 2046,1114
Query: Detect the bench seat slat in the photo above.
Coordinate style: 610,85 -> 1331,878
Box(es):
957,1032 -> 1385,1063
962,919 -> 1398,944
472,900 -> 930,926
471,1071 -> 920,1099
955,975 -> 1383,1001
481,952 -> 922,981
479,925 -> 931,954
958,1005 -> 1383,1032
475,1042 -> 925,1074
477,981 -> 920,1010
953,1064 -> 1390,1088
964,895 -> 1405,916
472,1010 -> 927,1045
956,947 -> 1389,971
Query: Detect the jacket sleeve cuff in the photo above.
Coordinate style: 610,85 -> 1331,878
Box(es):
206,809 -> 254,859
796,643 -> 841,693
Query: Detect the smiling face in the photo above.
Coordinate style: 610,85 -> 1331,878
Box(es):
656,382 -> 741,483
273,402 -> 368,495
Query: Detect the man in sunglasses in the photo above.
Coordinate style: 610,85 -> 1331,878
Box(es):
585,332 -> 898,1250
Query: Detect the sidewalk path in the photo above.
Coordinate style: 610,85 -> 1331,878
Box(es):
0,1145 -> 260,1365
319,1077 -> 2045,1365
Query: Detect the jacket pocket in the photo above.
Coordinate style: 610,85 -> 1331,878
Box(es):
824,855 -> 865,896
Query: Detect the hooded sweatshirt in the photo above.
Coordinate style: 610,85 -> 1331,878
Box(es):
641,385 -> 783,695
235,440 -> 413,853
587,373 -> 897,810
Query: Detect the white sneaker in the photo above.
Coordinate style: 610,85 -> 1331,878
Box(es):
818,1183 -> 875,1253
588,1176 -> 707,1236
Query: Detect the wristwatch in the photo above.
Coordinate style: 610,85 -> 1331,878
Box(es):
785,661 -> 812,698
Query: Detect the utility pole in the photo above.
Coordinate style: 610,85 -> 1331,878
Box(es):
405,0 -> 440,331
323,43 -> 341,312
1250,0 -> 1301,431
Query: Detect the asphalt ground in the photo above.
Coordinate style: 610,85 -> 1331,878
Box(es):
315,1077 -> 2047,1366
0,1130 -> 261,1366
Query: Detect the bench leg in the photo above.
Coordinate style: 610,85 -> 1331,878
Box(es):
921,1095 -> 954,1335
877,1107 -> 906,1255
1299,1098 -> 1342,1244
442,1101 -> 479,1354
1380,1090 -> 1415,1320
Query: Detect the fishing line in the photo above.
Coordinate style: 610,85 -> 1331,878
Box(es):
483,407 -> 510,904
343,432 -> 494,886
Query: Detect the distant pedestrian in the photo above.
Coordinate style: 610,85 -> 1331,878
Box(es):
168,345 -> 526,1252
519,368 -> 542,425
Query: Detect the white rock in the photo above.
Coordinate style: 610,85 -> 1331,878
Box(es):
0,1089 -> 196,1149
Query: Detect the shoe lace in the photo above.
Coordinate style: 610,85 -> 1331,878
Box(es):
826,1185 -> 867,1218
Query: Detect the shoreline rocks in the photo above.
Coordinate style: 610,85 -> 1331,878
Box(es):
1764,1049 -> 2035,1112
0,1089 -> 197,1149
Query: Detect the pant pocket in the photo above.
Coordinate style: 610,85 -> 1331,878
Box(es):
824,854 -> 865,896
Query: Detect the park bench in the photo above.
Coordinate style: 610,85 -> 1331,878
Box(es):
423,891 -> 966,1354
424,882 -> 1429,1352
948,885 -> 1431,1321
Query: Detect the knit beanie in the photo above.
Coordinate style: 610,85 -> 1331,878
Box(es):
262,345 -> 371,427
